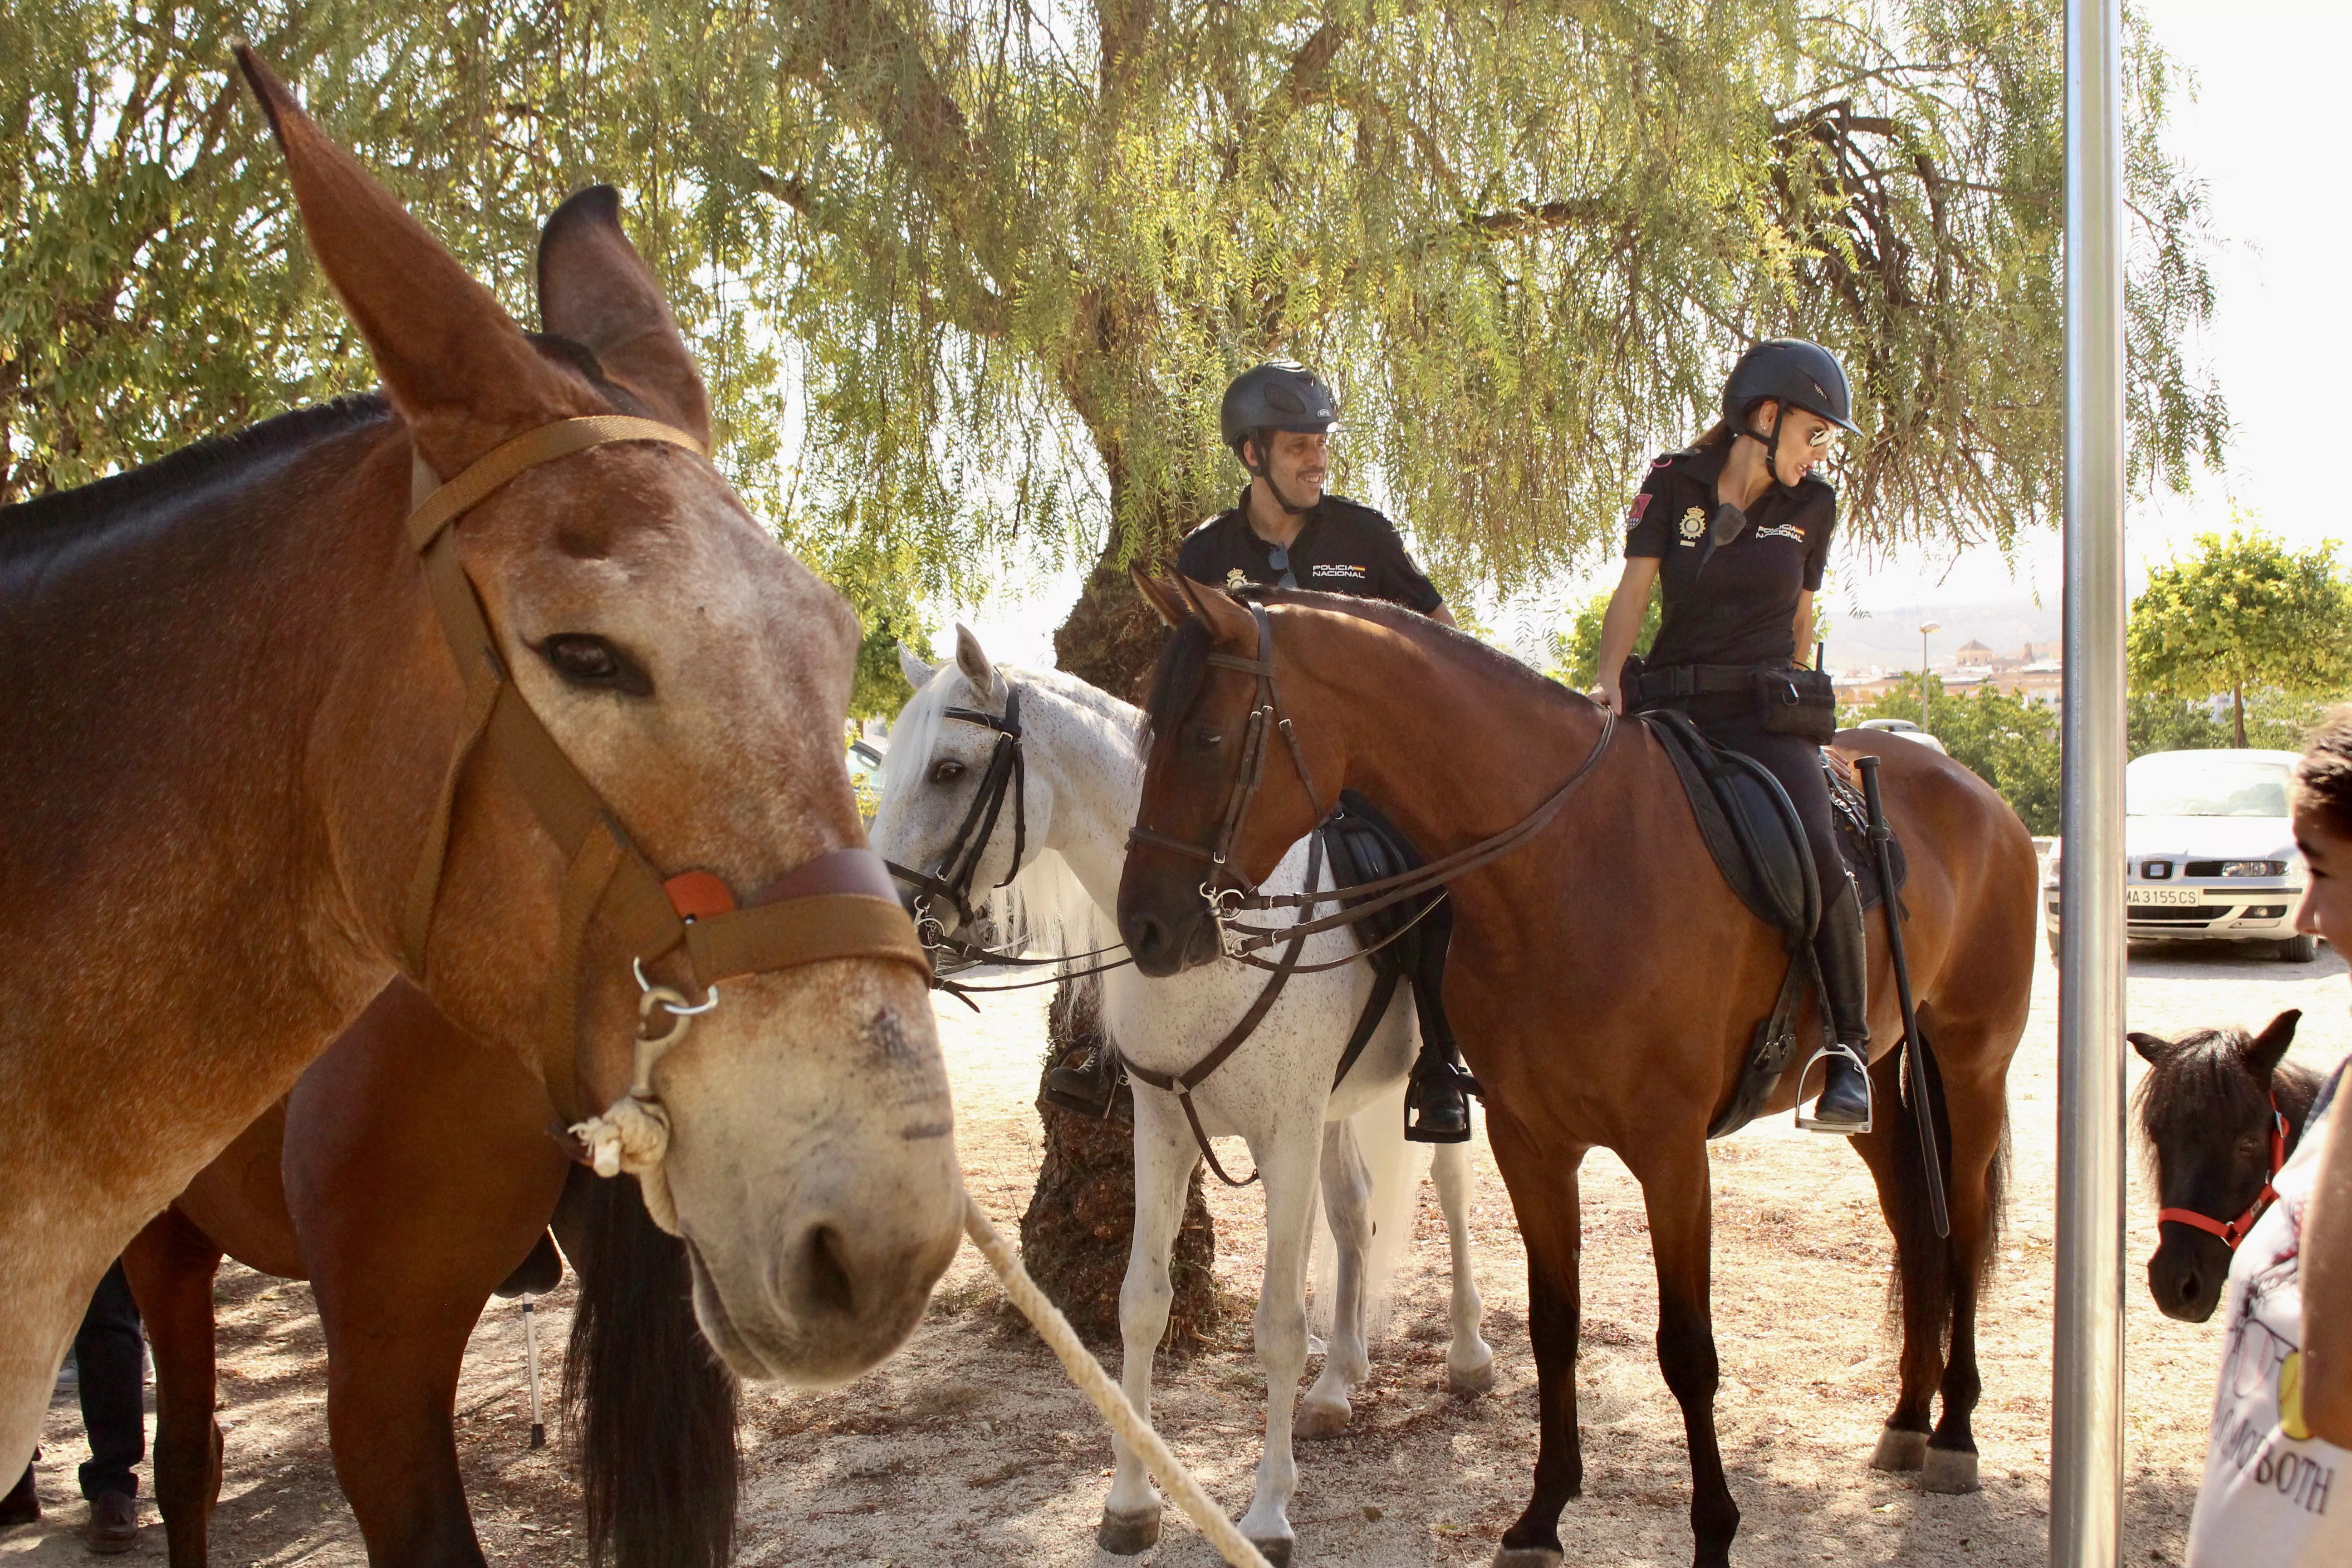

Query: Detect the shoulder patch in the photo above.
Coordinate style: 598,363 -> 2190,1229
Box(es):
1628,493 -> 1653,522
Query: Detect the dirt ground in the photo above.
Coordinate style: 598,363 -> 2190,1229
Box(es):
7,935 -> 2345,1567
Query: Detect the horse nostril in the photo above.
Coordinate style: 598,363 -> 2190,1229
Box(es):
800,1224 -> 857,1319
1126,913 -> 1166,960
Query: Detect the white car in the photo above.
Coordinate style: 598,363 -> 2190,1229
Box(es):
1855,716 -> 1948,755
2043,748 -> 2316,961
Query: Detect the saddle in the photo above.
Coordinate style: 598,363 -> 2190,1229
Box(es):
1639,710 -> 1909,1137
1318,791 -> 1458,1089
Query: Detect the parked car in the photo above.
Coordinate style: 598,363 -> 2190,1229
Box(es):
2042,748 -> 2316,961
1854,716 -> 1948,755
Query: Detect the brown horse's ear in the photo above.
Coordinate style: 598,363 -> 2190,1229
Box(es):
1181,576 -> 1258,647
536,186 -> 710,446
2245,1009 -> 2303,1083
2128,1032 -> 2171,1065
1130,569 -> 1189,628
234,49 -> 592,475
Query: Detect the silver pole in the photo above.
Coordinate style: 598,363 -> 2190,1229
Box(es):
523,1296 -> 546,1450
2055,0 -> 2126,1562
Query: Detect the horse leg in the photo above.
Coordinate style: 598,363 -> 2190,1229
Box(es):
121,1210 -> 225,1568
1099,1091 -> 1193,1555
1237,1119 -> 1323,1567
1431,1139 -> 1494,1394
1629,1140 -> 1738,1568
1852,1048 -> 1945,1477
1921,1040 -> 2009,1495
1494,1133 -> 1585,1568
1298,1118 -> 1372,1436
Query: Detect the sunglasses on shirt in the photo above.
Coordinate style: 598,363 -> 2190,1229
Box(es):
1266,544 -> 1298,589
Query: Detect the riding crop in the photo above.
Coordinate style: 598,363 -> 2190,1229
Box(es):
1857,755 -> 1950,1240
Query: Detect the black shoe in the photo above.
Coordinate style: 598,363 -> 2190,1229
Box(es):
1,1465 -> 37,1527
1405,1063 -> 1473,1144
83,1491 -> 136,1555
1042,1044 -> 1122,1120
1800,1044 -> 1873,1134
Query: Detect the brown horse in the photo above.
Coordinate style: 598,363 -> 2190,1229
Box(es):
1117,580 -> 2036,1568
0,54 -> 962,1477
124,980 -> 734,1567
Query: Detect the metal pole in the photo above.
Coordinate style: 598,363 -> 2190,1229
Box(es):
522,1296 -> 546,1450
2055,0 -> 2126,1562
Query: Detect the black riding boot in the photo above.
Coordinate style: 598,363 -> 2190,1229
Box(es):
1801,880 -> 1872,1133
1405,1039 -> 1475,1144
1042,1042 -> 1124,1120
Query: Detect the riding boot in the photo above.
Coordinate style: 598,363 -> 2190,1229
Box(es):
1042,1041 -> 1123,1120
1405,1040 -> 1474,1144
1801,880 -> 1873,1134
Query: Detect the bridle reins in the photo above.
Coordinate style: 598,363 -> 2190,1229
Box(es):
2158,1093 -> 2293,1250
1125,600 -> 1618,968
402,415 -> 928,1192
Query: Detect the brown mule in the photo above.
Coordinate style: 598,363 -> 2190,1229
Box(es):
122,980 -> 732,1568
1117,581 -> 2036,1568
0,54 -> 961,1476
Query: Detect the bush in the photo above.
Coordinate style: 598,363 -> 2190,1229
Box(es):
1845,675 -> 2060,834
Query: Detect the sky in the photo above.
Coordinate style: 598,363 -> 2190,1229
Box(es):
918,1 -> 2352,675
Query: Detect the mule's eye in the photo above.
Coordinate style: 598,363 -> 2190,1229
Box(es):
1192,725 -> 1224,749
537,634 -> 651,696
931,759 -> 966,784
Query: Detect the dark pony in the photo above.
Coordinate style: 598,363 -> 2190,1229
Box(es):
2132,1010 -> 2323,1322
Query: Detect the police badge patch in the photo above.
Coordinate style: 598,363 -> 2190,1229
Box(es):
1679,506 -> 1707,544
1227,568 -> 1249,590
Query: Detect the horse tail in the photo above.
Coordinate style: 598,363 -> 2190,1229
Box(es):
1352,1081 -> 1418,1342
1882,1026 -> 1960,1340
564,1172 -> 739,1568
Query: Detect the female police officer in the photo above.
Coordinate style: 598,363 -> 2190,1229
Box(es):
1591,338 -> 1872,1133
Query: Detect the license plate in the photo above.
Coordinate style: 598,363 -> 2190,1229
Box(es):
2127,887 -> 2201,907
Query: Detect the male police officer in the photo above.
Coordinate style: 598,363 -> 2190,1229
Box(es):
1047,361 -> 1475,1139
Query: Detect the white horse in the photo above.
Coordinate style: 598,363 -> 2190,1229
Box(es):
874,628 -> 1492,1565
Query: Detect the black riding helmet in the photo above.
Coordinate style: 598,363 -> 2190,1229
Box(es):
1722,338 -> 1857,489
1220,361 -> 1340,460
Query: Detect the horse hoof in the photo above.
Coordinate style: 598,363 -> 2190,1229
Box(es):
1921,1446 -> 1981,1494
1297,1398 -> 1352,1437
1869,1426 -> 1928,1473
1097,1505 -> 1162,1554
1492,1548 -> 1565,1568
1448,1352 -> 1497,1396
1250,1536 -> 1295,1568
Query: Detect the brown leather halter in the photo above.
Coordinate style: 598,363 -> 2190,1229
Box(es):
401,414 -> 927,1126
1127,598 -> 1618,967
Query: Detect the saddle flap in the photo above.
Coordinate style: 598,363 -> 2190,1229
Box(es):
1642,710 -> 1816,942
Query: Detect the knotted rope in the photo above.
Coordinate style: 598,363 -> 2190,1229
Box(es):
961,1192 -> 1273,1568
567,975 -> 715,1233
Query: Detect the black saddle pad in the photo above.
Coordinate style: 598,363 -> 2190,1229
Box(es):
1318,790 -> 1437,980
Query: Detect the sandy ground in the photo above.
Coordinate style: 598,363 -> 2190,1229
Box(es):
7,935 -> 2345,1567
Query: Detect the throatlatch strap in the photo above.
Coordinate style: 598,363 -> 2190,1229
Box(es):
544,822 -> 627,1121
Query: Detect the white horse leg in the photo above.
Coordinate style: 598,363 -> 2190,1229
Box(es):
1430,1139 -> 1494,1394
1236,1122 -> 1322,1567
1098,1092 -> 1193,1554
1300,1118 -> 1373,1435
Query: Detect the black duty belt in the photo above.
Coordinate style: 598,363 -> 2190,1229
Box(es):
1627,663 -> 1771,704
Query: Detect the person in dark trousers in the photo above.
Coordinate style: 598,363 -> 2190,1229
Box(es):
1048,359 -> 1477,1141
1592,338 -> 1873,1134
0,1261 -> 147,1553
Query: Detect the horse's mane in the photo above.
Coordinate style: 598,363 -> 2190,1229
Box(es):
1142,586 -> 1590,744
2134,1024 -> 2327,1171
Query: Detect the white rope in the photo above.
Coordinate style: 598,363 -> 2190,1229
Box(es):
961,1191 -> 1273,1568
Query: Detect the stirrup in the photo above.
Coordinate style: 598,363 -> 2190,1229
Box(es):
1793,1041 -> 1872,1134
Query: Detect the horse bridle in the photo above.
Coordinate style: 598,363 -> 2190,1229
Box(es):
402,415 -> 928,1177
883,686 -> 1027,943
1125,599 -> 1618,968
2158,1093 -> 2291,1250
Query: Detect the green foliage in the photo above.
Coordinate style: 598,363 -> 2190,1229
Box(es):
2127,692 -> 2228,758
1847,674 -> 2060,834
850,613 -> 928,721
4,0 -> 2227,632
1550,587 -> 1658,688
2127,527 -> 2352,745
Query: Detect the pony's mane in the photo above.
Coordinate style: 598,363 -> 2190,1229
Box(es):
0,395 -> 393,549
1142,587 -> 1587,743
2134,1024 -> 2326,1173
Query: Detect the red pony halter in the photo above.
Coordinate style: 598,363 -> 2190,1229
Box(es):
2158,1094 -> 2291,1250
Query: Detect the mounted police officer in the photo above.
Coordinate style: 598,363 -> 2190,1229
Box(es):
1592,338 -> 1874,1133
1047,360 -> 1477,1141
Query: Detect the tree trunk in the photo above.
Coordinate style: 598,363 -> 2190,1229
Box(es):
1017,495 -> 1225,1344
2234,682 -> 2248,748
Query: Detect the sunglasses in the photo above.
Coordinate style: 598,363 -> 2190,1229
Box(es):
1266,544 -> 1298,589
1803,426 -> 1840,451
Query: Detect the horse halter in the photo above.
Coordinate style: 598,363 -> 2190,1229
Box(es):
883,685 -> 1026,944
2158,1093 -> 2291,1250
402,415 -> 927,1189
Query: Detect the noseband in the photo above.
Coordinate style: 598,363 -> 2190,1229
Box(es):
402,415 -> 928,1189
2158,1093 -> 2292,1250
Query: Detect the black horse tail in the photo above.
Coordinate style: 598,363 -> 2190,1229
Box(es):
563,1171 -> 739,1568
1882,1026 -> 2009,1328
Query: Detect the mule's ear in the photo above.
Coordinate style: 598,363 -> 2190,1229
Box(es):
2246,1009 -> 2303,1082
2129,1032 -> 2171,1065
898,643 -> 938,690
537,186 -> 710,446
235,50 -> 591,475
954,623 -> 998,691
1130,568 -> 1189,628
1181,576 -> 1259,647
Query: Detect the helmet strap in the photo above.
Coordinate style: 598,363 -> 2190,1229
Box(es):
1245,431 -> 1317,516
1733,402 -> 1793,489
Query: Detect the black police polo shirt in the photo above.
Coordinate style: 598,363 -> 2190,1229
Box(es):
1176,487 -> 1444,614
1623,444 -> 1836,669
